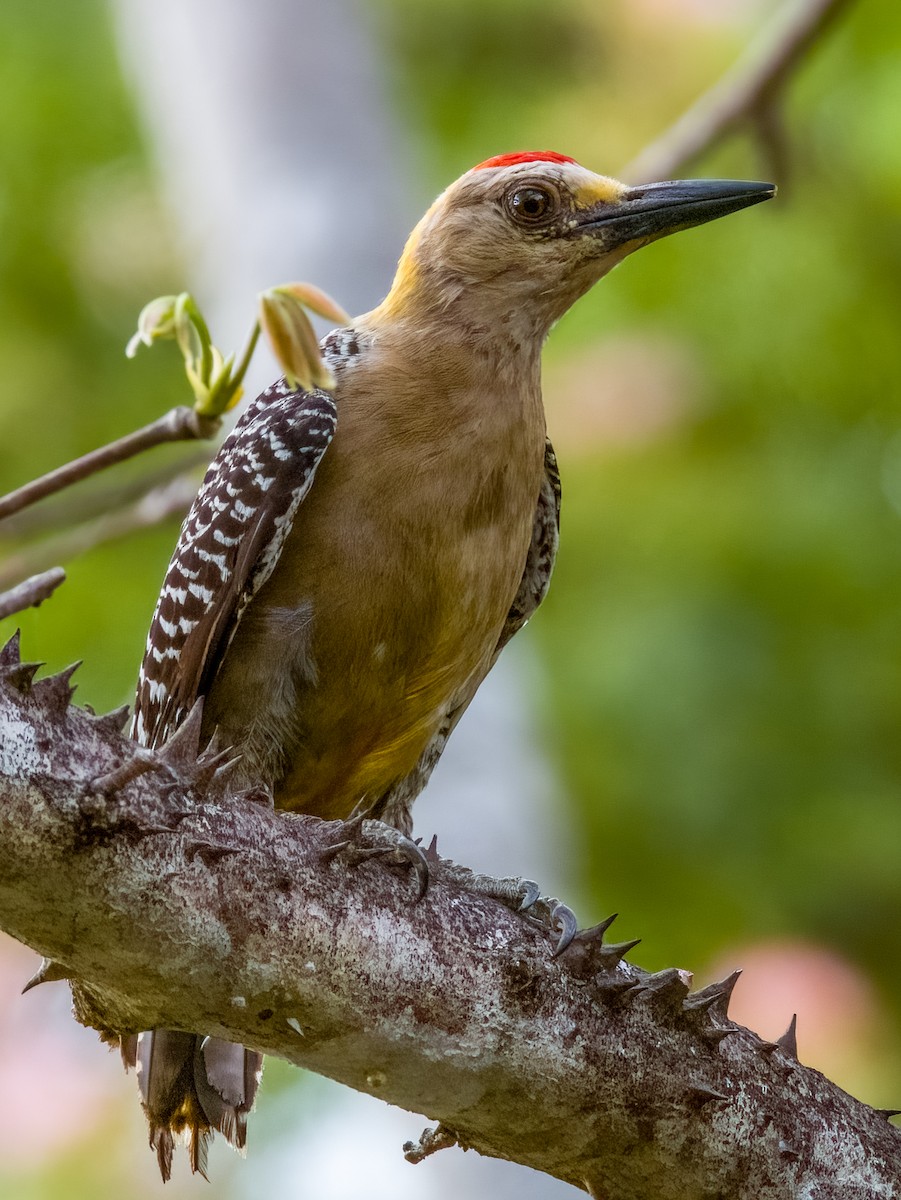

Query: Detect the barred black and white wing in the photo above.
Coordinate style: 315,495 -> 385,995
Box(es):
133,378 -> 337,749
495,436 -> 561,656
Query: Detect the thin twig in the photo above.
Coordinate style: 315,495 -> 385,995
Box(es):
0,407 -> 220,524
0,449 -> 212,541
621,0 -> 857,184
0,567 -> 67,622
0,476 -> 197,591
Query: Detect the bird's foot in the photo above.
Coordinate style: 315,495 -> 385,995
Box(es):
321,814 -> 429,901
426,843 -> 578,956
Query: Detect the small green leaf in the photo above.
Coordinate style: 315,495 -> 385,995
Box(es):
125,294 -> 179,357
272,281 -> 351,326
259,290 -> 316,391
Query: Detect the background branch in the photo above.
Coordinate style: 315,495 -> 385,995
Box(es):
621,0 -> 856,183
0,450 -> 211,541
0,474 -> 197,591
0,567 -> 66,621
0,406 -> 218,524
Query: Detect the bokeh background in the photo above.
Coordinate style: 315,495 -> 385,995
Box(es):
1,0 -> 900,1196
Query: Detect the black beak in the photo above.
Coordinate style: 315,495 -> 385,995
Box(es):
581,178 -> 776,248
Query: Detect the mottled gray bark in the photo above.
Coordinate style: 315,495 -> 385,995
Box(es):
0,639 -> 897,1199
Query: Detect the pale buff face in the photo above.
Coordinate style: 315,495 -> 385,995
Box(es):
383,160 -> 639,332
376,156 -> 774,340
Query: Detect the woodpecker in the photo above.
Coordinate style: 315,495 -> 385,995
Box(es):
128,151 -> 774,1177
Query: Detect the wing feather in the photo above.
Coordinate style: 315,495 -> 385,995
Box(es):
493,436 -> 561,658
133,379 -> 337,748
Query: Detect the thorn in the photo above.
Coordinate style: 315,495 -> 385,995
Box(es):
341,809 -> 368,836
573,913 -> 618,943
92,748 -> 158,795
32,661 -> 81,708
551,902 -> 578,957
776,1014 -> 798,1058
424,834 -> 440,865
597,938 -> 642,968
22,958 -> 70,993
700,1027 -> 739,1047
136,823 -> 184,839
320,811 -> 366,860
4,660 -> 43,692
91,704 -> 131,735
640,968 -> 692,1008
403,1123 -> 458,1165
756,1039 -> 779,1056
517,880 -> 541,911
686,1084 -> 729,1108
156,698 -> 206,778
559,915 -> 622,978
184,840 -> 240,867
683,969 -> 742,1021
321,820 -> 429,900
194,746 -> 240,793
777,1014 -> 798,1054
320,838 -> 350,863
0,629 -> 21,669
875,1109 -> 901,1121
234,782 -> 276,809
595,976 -> 642,1005
206,754 -> 244,796
285,1016 -> 304,1036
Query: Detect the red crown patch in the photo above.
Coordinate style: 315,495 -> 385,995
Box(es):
472,151 -> 578,172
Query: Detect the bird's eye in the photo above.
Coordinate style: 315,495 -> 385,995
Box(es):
506,186 -> 555,225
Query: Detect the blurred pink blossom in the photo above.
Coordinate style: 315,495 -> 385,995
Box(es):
0,934 -> 122,1164
702,939 -> 887,1096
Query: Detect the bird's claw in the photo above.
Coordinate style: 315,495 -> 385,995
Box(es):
431,862 -> 577,956
551,901 -> 578,957
322,818 -> 429,901
393,834 -> 430,901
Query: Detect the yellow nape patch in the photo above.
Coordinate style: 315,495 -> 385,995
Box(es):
572,174 -> 629,211
385,253 -> 420,311
377,217 -> 427,319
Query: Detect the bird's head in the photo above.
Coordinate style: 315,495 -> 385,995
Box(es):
376,151 -> 774,345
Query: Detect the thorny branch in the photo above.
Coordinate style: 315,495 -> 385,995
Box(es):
0,637 -> 898,1198
622,0 -> 857,184
0,6 -> 882,1195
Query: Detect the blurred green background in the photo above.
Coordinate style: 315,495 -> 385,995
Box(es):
1,0 -> 900,1195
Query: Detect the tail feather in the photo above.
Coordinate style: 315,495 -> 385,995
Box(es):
120,1034 -> 138,1071
154,1126 -> 175,1183
127,1030 -> 263,1180
193,1036 -> 263,1151
189,1123 -> 211,1181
